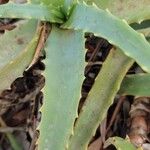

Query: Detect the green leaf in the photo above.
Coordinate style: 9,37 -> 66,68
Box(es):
81,0 -> 109,9
29,0 -> 76,17
0,2 -> 63,23
119,27 -> 150,96
0,20 -> 36,70
6,133 -> 22,150
62,3 -> 150,73
99,0 -> 150,24
81,0 -> 150,24
68,49 -> 134,150
0,20 -> 40,93
38,26 -> 85,150
104,137 -> 136,150
119,73 -> 150,96
40,0 -> 75,15
63,0 -> 76,14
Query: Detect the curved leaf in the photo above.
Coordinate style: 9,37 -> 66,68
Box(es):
0,2 -> 63,23
0,20 -> 40,93
68,49 -> 134,150
62,3 -> 150,73
119,73 -> 150,96
104,137 -> 136,150
38,26 -> 85,150
82,0 -> 150,24
40,0 -> 75,15
0,20 -> 37,70
119,27 -> 150,96
29,0 -> 75,14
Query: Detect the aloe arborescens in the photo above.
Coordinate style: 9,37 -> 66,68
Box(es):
0,0 -> 150,149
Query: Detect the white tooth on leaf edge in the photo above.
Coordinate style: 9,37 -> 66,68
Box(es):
105,8 -> 111,14
76,112 -> 78,118
71,129 -> 74,135
122,19 -> 128,25
66,144 -> 69,149
94,33 -> 101,38
83,1 -> 88,6
92,2 -> 99,9
142,66 -> 149,73
140,33 -> 145,39
138,19 -> 143,24
108,40 -> 113,44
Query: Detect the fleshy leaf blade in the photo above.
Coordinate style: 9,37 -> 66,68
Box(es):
0,20 -> 39,93
81,0 -> 150,24
30,0 -> 76,16
68,49 -> 134,150
0,2 -> 63,23
0,20 -> 36,70
62,3 -> 150,73
38,26 -> 85,150
119,73 -> 150,96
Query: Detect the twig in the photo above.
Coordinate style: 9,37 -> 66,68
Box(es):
106,96 -> 126,133
85,39 -> 105,75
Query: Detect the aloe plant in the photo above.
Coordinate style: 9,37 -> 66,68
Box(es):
0,0 -> 150,149
120,73 -> 150,96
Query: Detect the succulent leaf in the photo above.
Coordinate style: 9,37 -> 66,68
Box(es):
39,25 -> 85,150
0,20 -> 39,93
81,0 -> 150,24
68,49 -> 134,150
62,3 -> 150,73
119,73 -> 150,96
0,2 -> 64,23
40,0 -> 75,15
